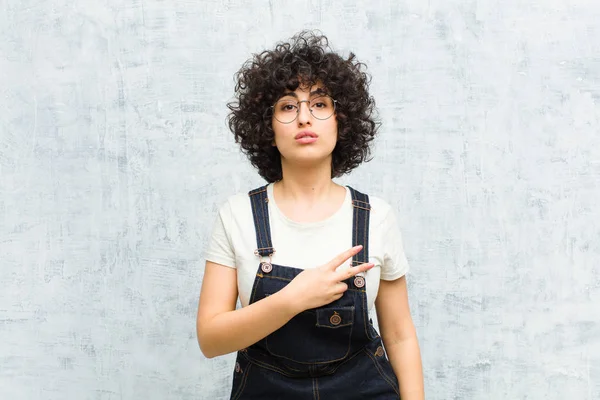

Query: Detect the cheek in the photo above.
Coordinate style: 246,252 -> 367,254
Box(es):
271,121 -> 281,145
328,121 -> 339,141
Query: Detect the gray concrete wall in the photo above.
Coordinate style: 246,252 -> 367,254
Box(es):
1,1 -> 599,399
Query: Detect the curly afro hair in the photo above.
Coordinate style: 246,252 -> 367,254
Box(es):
227,30 -> 379,183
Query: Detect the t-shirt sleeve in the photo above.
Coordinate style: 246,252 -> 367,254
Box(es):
204,200 -> 237,269
380,206 -> 410,281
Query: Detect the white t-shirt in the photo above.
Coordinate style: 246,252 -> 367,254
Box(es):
204,183 -> 410,315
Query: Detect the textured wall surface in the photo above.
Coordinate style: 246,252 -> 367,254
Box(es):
1,1 -> 599,399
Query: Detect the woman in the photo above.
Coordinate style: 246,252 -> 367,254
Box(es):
197,31 -> 424,399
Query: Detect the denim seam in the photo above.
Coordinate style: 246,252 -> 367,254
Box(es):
315,322 -> 353,329
242,347 -> 306,374
249,192 -> 265,256
364,349 -> 401,398
231,361 -> 252,400
362,288 -> 372,339
248,271 -> 262,304
249,187 -> 274,257
363,198 -> 368,261
265,320 -> 354,365
261,275 -> 292,283
260,190 -> 271,255
244,356 -> 300,378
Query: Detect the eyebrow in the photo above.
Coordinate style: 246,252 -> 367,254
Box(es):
279,88 -> 328,99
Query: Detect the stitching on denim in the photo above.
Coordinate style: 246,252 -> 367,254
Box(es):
320,347 -> 364,376
353,198 -> 359,265
315,306 -> 354,328
368,321 -> 381,340
362,286 -> 371,338
262,188 -> 276,257
248,187 -> 267,195
362,194 -> 369,263
248,268 -> 263,304
260,190 -> 270,255
249,186 -> 267,196
247,357 -> 300,378
262,275 -> 292,283
250,187 -> 275,258
255,246 -> 274,252
258,190 -> 270,255
265,320 -> 355,365
364,349 -> 401,397
249,193 -> 264,256
347,288 -> 366,293
314,322 -> 354,329
231,360 -> 252,400
314,377 -> 320,400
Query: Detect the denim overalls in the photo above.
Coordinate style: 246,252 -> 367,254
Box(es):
229,185 -> 401,400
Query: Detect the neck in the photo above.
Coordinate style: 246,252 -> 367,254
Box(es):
275,158 -> 337,204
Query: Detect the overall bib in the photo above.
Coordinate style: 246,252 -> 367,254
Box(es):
230,185 -> 401,400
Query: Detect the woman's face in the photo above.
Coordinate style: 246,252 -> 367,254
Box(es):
271,83 -> 338,169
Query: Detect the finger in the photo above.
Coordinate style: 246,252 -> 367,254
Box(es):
330,292 -> 343,303
334,282 -> 349,294
326,245 -> 363,270
335,262 -> 374,281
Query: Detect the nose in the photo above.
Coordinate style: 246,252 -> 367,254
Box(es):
296,100 -> 312,126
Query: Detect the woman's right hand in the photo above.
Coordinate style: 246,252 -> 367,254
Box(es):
280,245 -> 374,313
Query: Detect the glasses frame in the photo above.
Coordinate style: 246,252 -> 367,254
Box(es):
268,95 -> 338,124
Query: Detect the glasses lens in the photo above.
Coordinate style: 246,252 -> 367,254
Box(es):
273,99 -> 299,124
309,95 -> 335,120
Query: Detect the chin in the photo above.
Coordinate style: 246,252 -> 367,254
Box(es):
286,152 -> 334,167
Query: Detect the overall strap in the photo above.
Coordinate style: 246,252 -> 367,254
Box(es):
347,186 -> 371,265
248,185 -> 275,257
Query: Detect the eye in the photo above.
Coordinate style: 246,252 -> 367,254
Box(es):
277,101 -> 298,112
310,96 -> 331,109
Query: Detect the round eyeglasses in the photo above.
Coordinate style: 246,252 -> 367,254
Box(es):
269,95 -> 337,124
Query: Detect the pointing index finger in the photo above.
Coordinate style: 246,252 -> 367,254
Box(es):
335,261 -> 374,281
327,245 -> 363,270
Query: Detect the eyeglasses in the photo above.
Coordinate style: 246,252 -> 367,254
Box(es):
269,95 -> 337,124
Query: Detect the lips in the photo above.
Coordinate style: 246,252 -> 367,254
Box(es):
295,131 -> 318,144
294,131 -> 318,140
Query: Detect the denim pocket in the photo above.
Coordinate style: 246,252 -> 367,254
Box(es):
265,306 -> 355,364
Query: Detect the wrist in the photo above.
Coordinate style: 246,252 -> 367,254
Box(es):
273,287 -> 303,317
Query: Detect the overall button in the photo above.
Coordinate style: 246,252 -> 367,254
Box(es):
354,275 -> 365,288
235,362 -> 241,373
261,262 -> 272,273
329,312 -> 342,326
375,346 -> 385,357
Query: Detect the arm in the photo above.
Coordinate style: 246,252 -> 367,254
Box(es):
196,261 -> 298,358
196,246 -> 373,358
375,276 -> 424,400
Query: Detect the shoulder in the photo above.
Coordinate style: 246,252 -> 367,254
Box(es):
347,186 -> 395,226
217,184 -> 268,218
368,195 -> 397,229
222,191 -> 251,212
